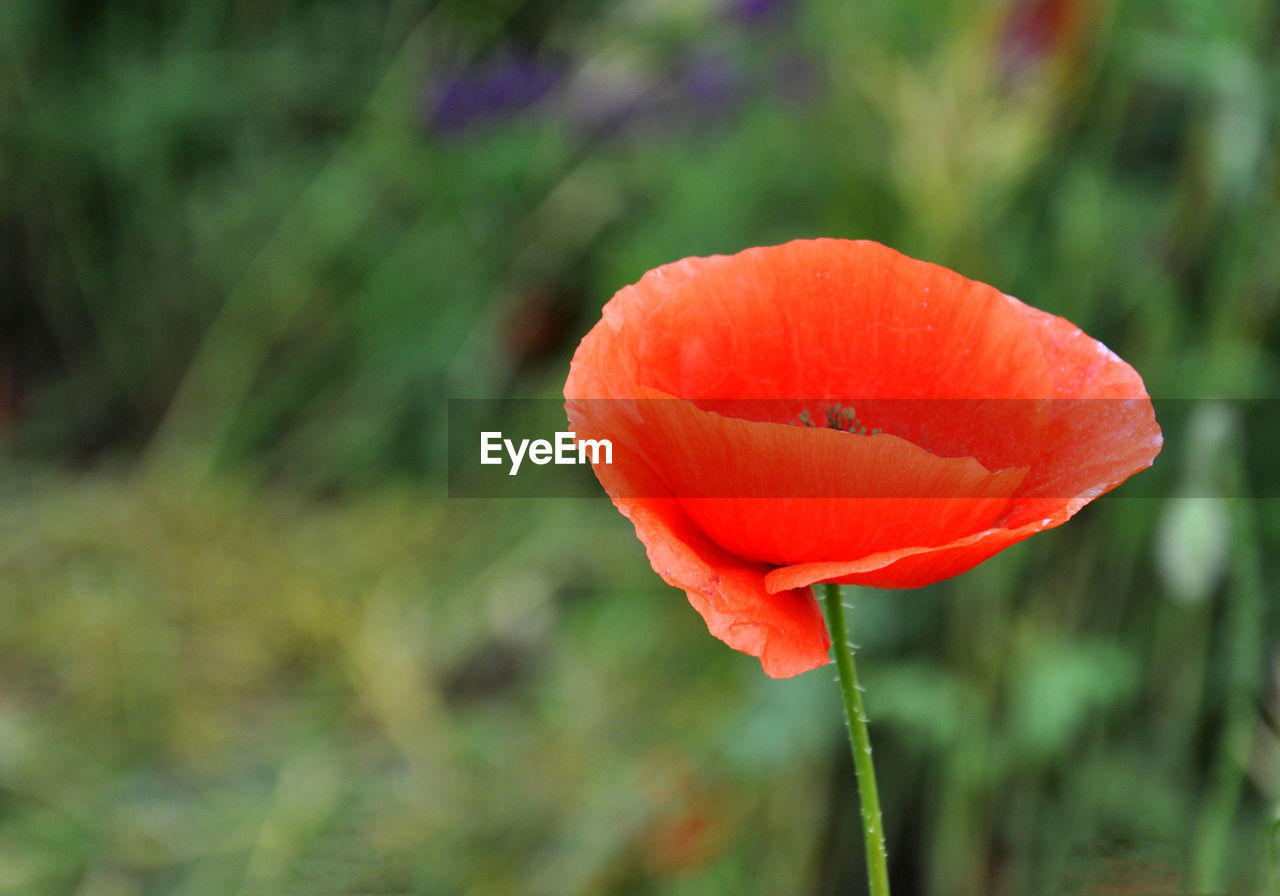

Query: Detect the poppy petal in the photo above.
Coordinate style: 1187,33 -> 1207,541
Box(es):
566,394 -> 832,677
626,394 -> 1029,564
632,240 -> 1055,401
565,239 -> 1161,676
764,295 -> 1162,591
617,494 -> 832,678
1002,299 -> 1164,509
765,510 -> 1062,591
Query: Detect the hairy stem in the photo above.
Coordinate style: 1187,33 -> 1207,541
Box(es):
824,582 -> 891,896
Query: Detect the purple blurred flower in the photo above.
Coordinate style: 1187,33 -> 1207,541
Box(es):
557,61 -> 652,138
725,0 -> 794,27
422,53 -> 565,136
560,52 -> 747,140
682,54 -> 745,112
559,47 -> 806,142
419,1 -> 813,143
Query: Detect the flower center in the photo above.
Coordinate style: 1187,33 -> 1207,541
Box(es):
798,403 -> 882,435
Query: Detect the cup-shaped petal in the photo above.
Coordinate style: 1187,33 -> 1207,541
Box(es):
565,239 -> 1161,676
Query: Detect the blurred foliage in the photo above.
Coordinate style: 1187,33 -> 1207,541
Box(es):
1,0 -> 1279,893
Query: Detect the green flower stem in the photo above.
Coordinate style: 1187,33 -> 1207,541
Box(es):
824,582 -> 891,896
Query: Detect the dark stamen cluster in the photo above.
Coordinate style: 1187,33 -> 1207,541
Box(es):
798,404 -> 882,435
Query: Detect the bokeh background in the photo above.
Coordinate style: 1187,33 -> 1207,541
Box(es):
2,0 -> 1279,893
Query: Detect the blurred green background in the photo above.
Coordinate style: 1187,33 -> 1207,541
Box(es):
2,0 -> 1278,893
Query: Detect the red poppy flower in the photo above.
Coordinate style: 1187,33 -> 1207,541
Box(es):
564,239 -> 1161,677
